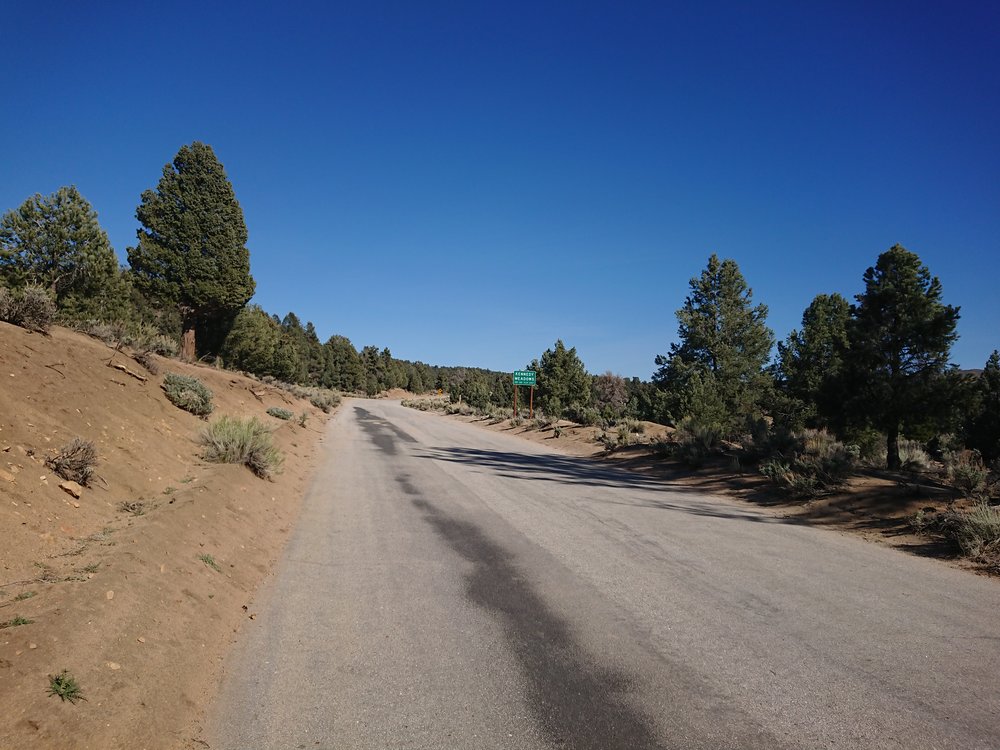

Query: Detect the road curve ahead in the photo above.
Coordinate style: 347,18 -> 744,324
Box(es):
206,400 -> 1000,750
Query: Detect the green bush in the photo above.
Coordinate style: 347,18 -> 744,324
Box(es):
162,373 -> 214,417
758,429 -> 855,497
0,285 -> 56,332
266,407 -> 294,420
200,416 -> 283,478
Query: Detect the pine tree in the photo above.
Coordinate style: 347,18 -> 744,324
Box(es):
128,142 -> 255,359
654,254 -> 773,432
846,245 -> 960,469
221,305 -> 282,377
0,186 -> 123,316
966,351 -> 1000,462
324,335 -> 364,392
535,340 -> 591,418
775,293 -> 851,428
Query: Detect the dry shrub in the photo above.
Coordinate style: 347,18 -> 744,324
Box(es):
945,450 -> 989,498
915,504 -> 1000,570
266,406 -> 293,420
133,350 -> 160,375
0,285 -> 56,332
200,416 -> 283,478
46,438 -> 98,486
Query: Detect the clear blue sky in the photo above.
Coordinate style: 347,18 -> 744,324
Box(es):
3,1 -> 997,378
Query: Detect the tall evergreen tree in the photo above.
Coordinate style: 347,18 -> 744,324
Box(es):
966,351 -> 1000,463
324,335 -> 364,392
0,186 -> 125,318
774,293 -> 851,428
654,254 -> 773,432
846,245 -> 960,469
221,305 -> 282,377
534,339 -> 591,418
128,142 -> 255,359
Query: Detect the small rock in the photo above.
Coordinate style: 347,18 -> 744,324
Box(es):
108,662 -> 121,670
28,643 -> 37,650
59,481 -> 83,499
106,590 -> 114,600
137,637 -> 145,643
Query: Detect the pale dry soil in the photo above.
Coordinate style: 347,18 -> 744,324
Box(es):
0,322 -> 332,749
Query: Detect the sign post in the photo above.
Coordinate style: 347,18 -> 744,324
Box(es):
512,370 -> 536,419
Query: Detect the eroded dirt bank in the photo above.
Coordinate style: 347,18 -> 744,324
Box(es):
0,322 -> 333,749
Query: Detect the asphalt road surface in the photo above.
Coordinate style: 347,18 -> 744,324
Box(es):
206,400 -> 1000,749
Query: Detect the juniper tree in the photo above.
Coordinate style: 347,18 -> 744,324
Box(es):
845,245 -> 960,469
128,142 -> 254,359
654,254 -> 773,433
0,186 -> 125,318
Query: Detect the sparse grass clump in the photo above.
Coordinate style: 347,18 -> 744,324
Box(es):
47,670 -> 85,703
0,615 -> 34,629
45,438 -> 97,486
14,591 -> 37,602
163,373 -> 214,417
119,500 -> 146,516
266,406 -> 294,420
198,553 -> 222,572
200,416 -> 283,478
0,285 -> 56,332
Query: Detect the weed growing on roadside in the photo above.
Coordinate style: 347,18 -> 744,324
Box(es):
266,407 -> 294,420
118,500 -> 146,516
0,615 -> 34,629
47,671 -> 85,703
198,554 -> 222,572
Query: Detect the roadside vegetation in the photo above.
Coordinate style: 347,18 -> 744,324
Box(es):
1,140 -> 995,568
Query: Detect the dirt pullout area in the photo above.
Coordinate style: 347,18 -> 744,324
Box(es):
438,409 -> 973,570
0,322 -> 332,749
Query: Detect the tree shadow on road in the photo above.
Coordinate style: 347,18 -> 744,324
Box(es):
417,446 -> 801,526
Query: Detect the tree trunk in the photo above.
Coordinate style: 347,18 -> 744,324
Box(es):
181,326 -> 196,361
886,423 -> 901,470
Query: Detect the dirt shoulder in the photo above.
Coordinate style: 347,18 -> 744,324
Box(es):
426,407 -> 978,574
0,322 -> 333,749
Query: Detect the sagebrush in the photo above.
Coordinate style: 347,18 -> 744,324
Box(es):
200,416 -> 283,478
162,373 -> 214,417
0,285 -> 56,332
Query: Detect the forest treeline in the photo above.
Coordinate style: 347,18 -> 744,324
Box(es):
1,141 -> 997,476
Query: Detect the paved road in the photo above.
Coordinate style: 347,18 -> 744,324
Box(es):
206,400 -> 1000,749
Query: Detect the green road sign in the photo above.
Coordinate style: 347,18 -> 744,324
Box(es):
512,370 -> 536,386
